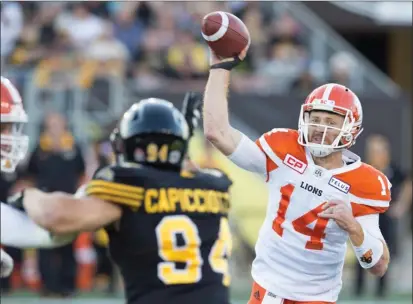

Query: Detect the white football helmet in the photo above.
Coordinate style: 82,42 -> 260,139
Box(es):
1,76 -> 29,172
298,83 -> 363,157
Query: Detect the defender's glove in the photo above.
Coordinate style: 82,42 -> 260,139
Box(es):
181,92 -> 202,138
1,248 -> 14,278
110,127 -> 123,164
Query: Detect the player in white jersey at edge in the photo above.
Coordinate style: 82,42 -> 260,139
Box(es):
203,45 -> 391,304
0,76 -> 75,278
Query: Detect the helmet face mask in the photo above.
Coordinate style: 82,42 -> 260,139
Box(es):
298,106 -> 357,157
112,98 -> 189,170
1,122 -> 29,172
298,83 -> 363,158
124,134 -> 187,169
1,77 -> 29,173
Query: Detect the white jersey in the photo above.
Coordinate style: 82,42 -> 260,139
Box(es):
252,129 -> 391,302
1,202 -> 76,248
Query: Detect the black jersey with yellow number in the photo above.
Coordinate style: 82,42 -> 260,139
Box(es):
86,163 -> 232,304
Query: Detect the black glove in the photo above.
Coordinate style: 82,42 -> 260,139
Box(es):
210,56 -> 242,71
181,92 -> 202,138
7,190 -> 26,212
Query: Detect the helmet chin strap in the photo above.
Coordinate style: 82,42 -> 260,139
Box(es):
308,146 -> 347,168
308,146 -> 334,158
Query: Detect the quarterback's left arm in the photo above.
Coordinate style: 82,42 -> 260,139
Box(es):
319,165 -> 392,277
22,188 -> 122,235
319,202 -> 389,277
348,214 -> 389,277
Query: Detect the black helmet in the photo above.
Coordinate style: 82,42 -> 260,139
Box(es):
113,98 -> 189,170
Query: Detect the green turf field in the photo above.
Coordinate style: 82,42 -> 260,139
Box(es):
0,299 -> 412,304
1,291 -> 412,304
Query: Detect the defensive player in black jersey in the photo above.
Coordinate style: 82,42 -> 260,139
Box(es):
13,95 -> 233,304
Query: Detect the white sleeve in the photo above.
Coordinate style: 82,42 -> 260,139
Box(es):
227,133 -> 267,176
0,248 -> 14,278
356,214 -> 384,240
352,213 -> 385,268
0,203 -> 76,248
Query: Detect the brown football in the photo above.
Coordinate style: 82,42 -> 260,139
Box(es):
201,11 -> 250,58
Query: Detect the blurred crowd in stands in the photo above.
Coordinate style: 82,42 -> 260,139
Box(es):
0,2 -> 411,299
1,1 -> 358,94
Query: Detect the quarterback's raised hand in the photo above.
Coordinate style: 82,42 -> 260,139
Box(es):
181,92 -> 202,138
209,45 -> 249,71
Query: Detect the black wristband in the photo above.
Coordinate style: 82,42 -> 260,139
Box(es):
210,56 -> 241,71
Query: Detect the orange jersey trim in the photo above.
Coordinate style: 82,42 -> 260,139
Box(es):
261,129 -> 307,164
255,139 -> 278,181
351,203 -> 388,217
334,163 -> 391,202
335,163 -> 390,217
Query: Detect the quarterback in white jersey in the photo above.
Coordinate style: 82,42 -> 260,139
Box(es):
203,46 -> 390,304
0,76 -> 75,278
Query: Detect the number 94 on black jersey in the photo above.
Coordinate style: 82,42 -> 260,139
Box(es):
86,164 -> 233,304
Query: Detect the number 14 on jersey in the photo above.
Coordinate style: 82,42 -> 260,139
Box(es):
275,174 -> 391,250
273,184 -> 328,250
